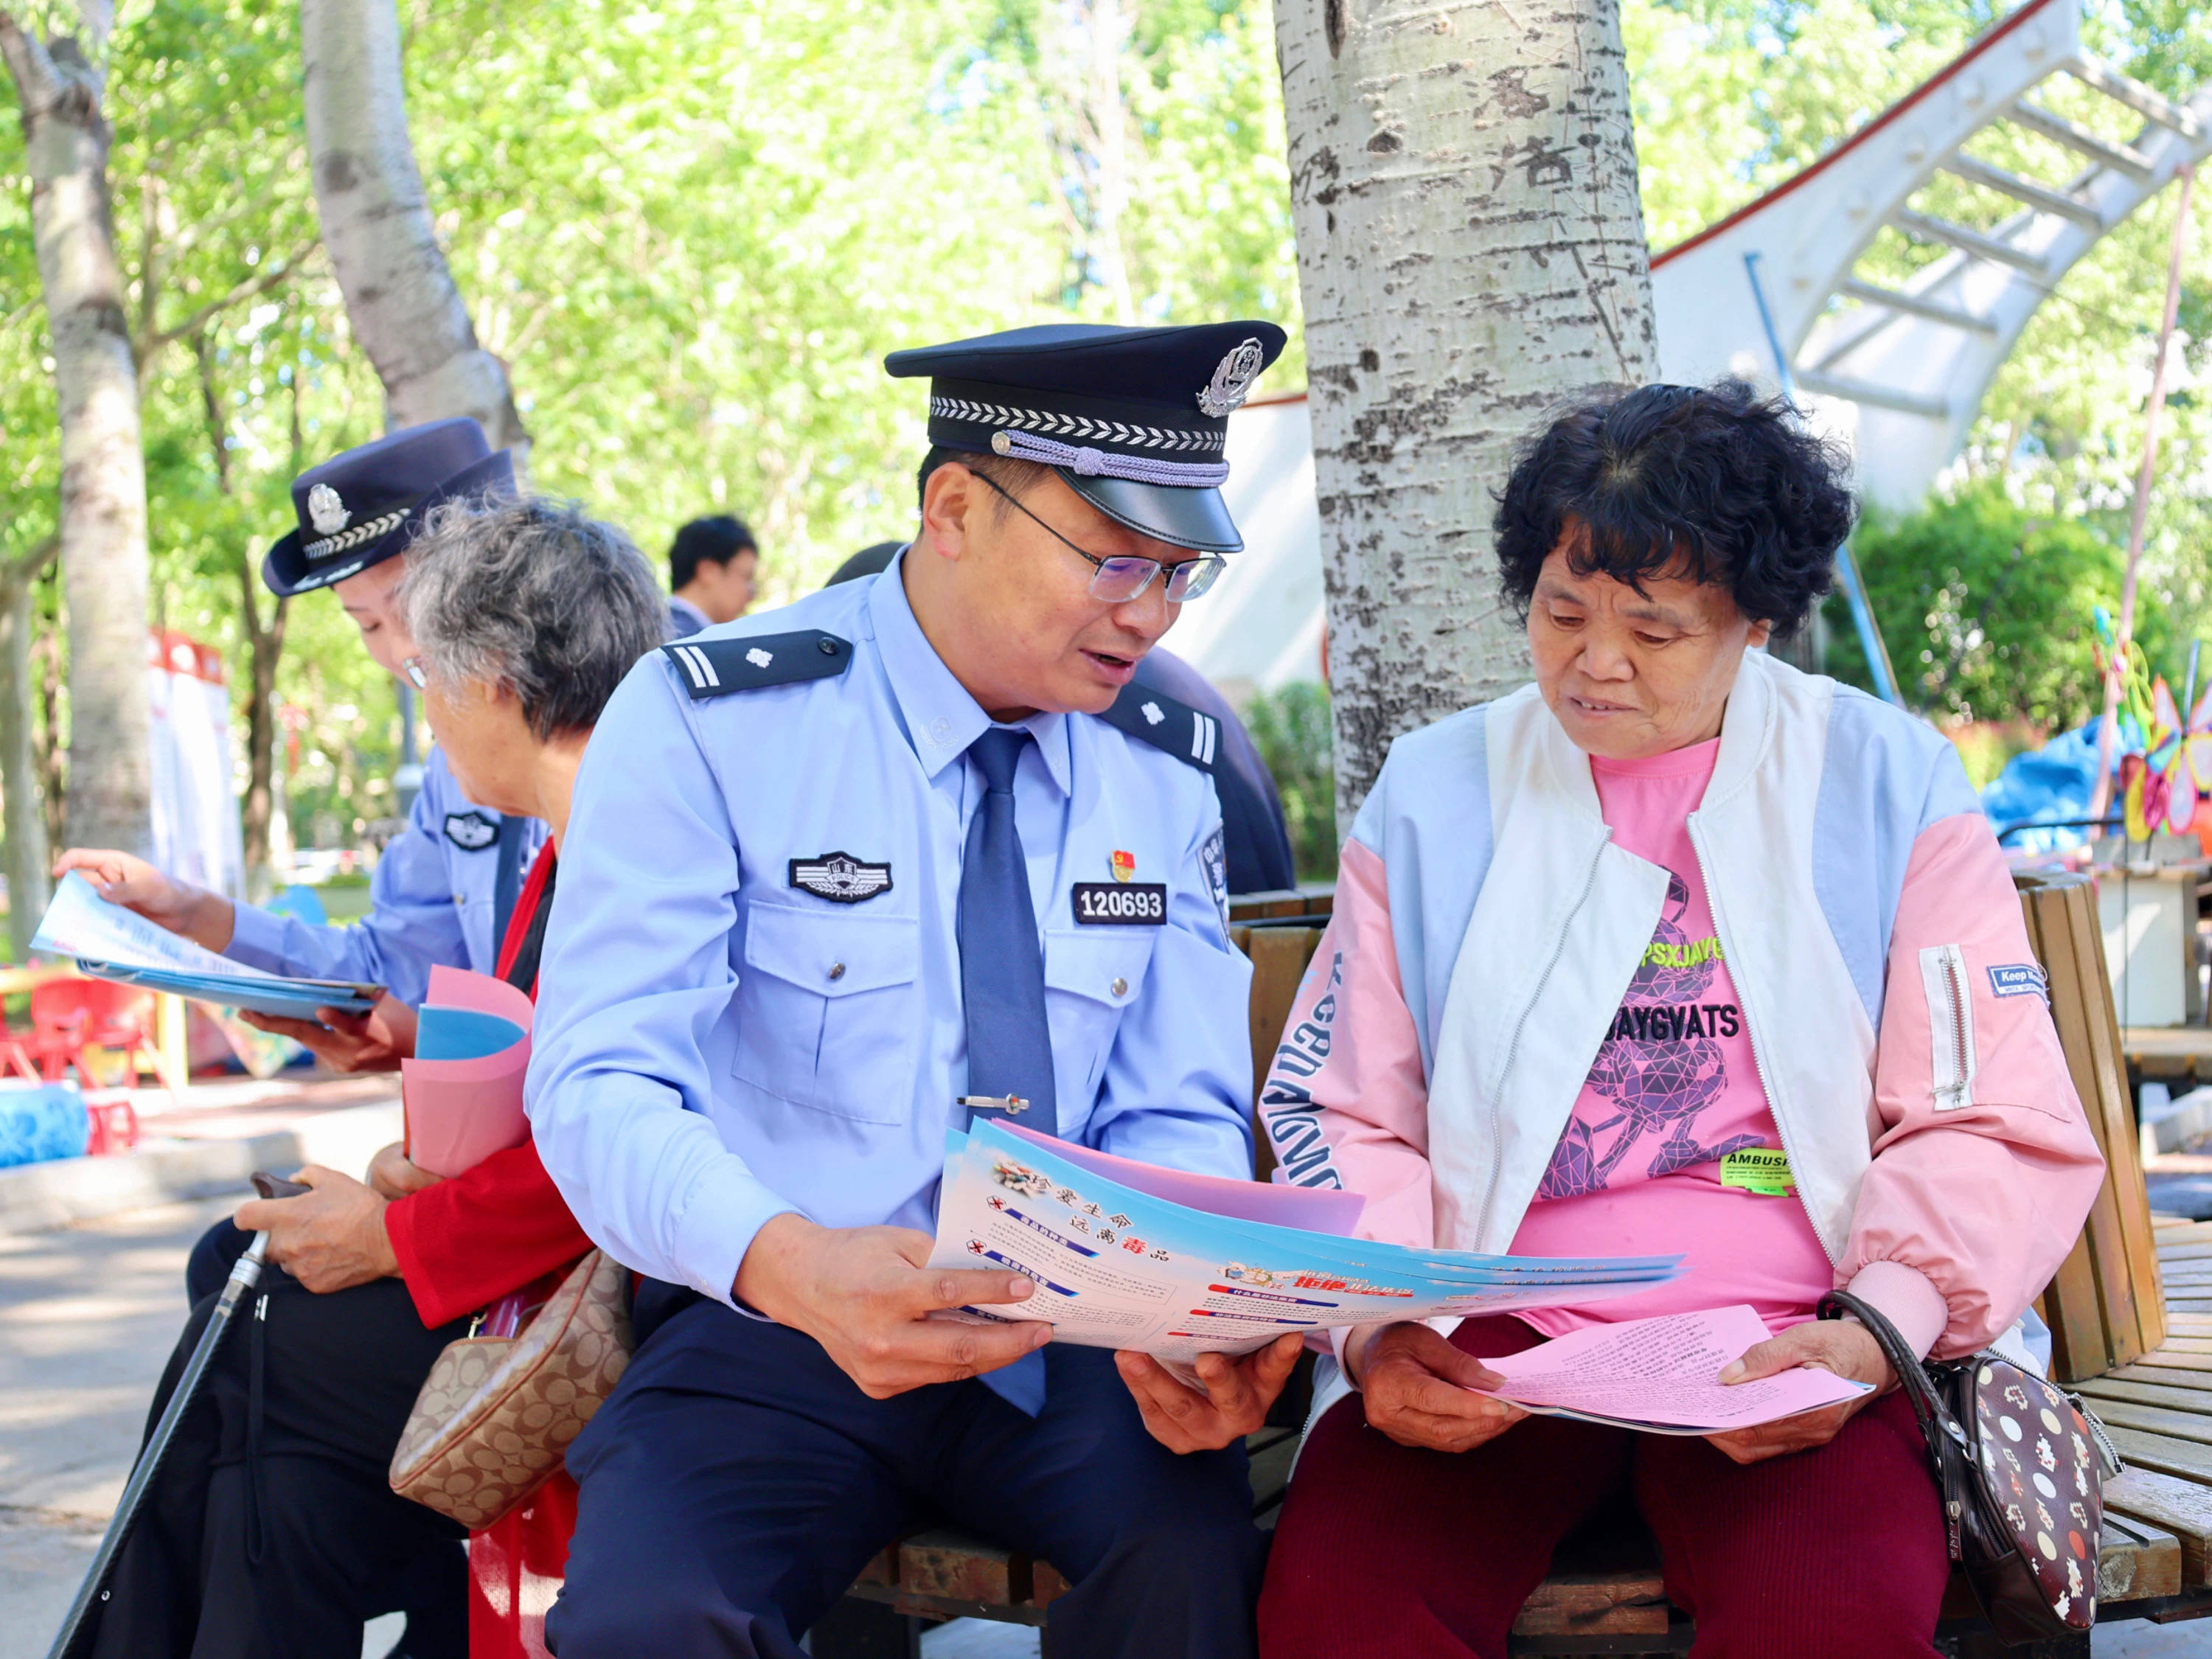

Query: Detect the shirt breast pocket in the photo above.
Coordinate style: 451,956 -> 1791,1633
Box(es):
732,902 -> 920,1124
1044,927 -> 1158,1116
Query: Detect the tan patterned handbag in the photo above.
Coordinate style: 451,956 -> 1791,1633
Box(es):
389,1248 -> 633,1529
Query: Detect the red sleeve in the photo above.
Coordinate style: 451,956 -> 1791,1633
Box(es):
385,1139 -> 594,1329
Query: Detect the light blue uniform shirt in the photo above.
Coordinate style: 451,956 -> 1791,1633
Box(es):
224,748 -> 548,1007
526,554 -> 1255,1306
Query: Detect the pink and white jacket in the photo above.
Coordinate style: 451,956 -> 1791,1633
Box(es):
1265,650 -> 2105,1380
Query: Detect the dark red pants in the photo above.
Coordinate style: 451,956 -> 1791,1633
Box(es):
1258,1317 -> 1949,1659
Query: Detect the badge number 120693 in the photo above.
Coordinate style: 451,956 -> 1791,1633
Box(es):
1071,882 -> 1167,925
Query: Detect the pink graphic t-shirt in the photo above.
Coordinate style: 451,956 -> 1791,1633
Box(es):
1509,736 -> 1834,1338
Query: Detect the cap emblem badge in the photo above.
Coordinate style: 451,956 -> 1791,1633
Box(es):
1197,338 -> 1266,418
307,483 -> 351,536
1110,850 -> 1136,883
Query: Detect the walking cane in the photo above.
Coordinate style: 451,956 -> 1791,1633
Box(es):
43,1223 -> 274,1659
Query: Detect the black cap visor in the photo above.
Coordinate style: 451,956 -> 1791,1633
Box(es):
1060,470 -> 1242,556
260,449 -> 515,598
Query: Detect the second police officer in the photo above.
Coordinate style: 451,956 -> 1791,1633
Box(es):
527,322 -> 1300,1659
60,420 -> 546,1068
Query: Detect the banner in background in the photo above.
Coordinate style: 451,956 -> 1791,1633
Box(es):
147,632 -> 244,899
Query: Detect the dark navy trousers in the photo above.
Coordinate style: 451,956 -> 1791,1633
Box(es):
546,1283 -> 1267,1659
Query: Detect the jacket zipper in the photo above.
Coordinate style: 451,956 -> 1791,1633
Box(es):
1937,945 -> 1972,1110
1472,832 -> 1609,1247
1686,814 -> 1840,1266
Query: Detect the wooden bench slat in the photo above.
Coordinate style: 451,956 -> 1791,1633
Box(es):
897,1531 -> 1032,1606
2077,1377 -> 2212,1417
2075,1393 -> 2212,1447
2022,876 -> 2166,1374
1509,1567 -> 1671,1637
2099,1514 -> 2185,1602
2104,1423 -> 2212,1482
2105,1466 -> 2212,1587
2110,1360 -> 2212,1386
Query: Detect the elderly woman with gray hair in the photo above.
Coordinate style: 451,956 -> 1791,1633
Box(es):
59,498 -> 664,1659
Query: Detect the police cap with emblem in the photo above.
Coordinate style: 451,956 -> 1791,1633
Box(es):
262,418 -> 516,598
883,321 -> 1287,556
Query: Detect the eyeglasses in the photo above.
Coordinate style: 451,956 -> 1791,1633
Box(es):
971,472 -> 1226,604
401,655 -> 428,689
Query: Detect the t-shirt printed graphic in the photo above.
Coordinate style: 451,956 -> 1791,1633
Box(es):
1509,735 -> 1834,1340
1535,869 -> 1766,1199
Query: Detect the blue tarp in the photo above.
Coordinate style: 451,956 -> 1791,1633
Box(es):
0,1080 -> 87,1169
1980,720 -> 2105,854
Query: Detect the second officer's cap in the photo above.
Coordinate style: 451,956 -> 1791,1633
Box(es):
262,418 -> 515,598
884,321 -> 1287,555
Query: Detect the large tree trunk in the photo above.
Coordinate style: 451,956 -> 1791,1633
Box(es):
300,0 -> 528,451
1273,0 -> 1658,822
0,542 -> 57,962
1,14 -> 155,855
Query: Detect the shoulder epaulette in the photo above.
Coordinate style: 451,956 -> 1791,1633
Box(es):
662,630 -> 853,700
1094,681 -> 1218,773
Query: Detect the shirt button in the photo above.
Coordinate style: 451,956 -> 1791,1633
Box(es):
1111,977 -> 1128,997
828,962 -> 846,981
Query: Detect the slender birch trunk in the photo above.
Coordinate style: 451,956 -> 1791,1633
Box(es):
299,0 -> 528,451
0,543 -> 56,962
1,13 -> 155,856
1273,0 -> 1658,821
193,332 -> 289,896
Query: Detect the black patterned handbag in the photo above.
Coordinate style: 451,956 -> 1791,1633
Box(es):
1819,1290 -> 2122,1644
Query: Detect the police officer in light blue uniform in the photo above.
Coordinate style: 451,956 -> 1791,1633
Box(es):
58,422 -> 544,1062
528,323 -> 1304,1659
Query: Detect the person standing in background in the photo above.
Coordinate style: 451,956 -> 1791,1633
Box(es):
667,514 -> 759,636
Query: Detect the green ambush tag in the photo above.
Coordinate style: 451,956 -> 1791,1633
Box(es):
1720,1147 -> 1795,1197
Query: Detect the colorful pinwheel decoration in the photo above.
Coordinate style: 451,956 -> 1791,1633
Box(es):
2110,631 -> 2212,841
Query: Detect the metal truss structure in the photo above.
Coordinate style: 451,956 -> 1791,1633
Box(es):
1652,0 -> 2212,507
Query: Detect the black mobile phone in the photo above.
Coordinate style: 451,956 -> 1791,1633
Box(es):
250,1171 -> 311,1200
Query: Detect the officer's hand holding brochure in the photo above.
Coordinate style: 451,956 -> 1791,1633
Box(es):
928,1120 -> 1686,1378
399,967 -> 533,1177
32,872 -> 378,1018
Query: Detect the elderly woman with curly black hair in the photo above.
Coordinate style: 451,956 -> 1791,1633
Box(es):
1254,383 -> 2105,1659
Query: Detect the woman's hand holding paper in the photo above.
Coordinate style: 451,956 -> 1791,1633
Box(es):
234,1164 -> 400,1293
1705,1318 -> 1893,1465
1351,1321 -> 1528,1453
1116,1333 -> 1304,1453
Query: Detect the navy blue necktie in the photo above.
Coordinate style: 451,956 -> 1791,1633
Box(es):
958,728 -> 1058,1139
957,726 -> 1055,1414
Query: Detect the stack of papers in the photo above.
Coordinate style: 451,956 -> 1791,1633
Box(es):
1472,1304 -> 1870,1433
928,1120 -> 1683,1369
400,966 -> 534,1177
32,873 -> 378,1018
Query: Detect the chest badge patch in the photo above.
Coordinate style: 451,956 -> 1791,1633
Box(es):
1109,849 -> 1136,883
1073,882 -> 1166,925
790,852 -> 894,904
443,810 -> 498,852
